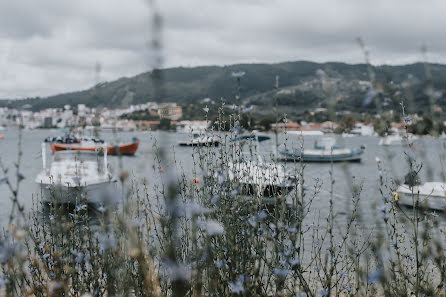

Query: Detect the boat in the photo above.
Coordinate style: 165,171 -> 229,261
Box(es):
35,143 -> 118,206
395,182 -> 446,211
49,137 -> 139,155
278,137 -> 363,162
287,130 -> 324,136
178,134 -> 220,147
225,159 -> 296,197
231,134 -> 271,143
44,135 -> 81,143
378,132 -> 418,146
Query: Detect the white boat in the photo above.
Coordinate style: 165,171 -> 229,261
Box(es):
378,133 -> 418,146
287,130 -> 324,136
35,143 -> 118,206
178,134 -> 220,147
396,182 -> 446,211
226,158 -> 296,197
279,137 -> 363,162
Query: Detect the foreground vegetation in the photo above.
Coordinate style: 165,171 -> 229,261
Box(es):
0,105 -> 446,297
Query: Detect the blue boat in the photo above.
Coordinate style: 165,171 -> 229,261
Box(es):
278,137 -> 363,162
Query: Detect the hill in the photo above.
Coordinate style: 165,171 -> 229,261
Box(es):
1,61 -> 446,118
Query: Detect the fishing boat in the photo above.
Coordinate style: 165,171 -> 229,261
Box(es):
278,137 -> 363,162
35,143 -> 118,206
395,182 -> 446,211
49,137 -> 139,155
178,134 -> 220,147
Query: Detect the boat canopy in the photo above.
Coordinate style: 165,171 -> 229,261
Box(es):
53,150 -> 103,163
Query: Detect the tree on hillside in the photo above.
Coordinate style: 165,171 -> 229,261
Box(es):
338,114 -> 356,132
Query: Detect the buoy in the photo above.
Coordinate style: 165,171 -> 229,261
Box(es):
193,178 -> 199,184
159,168 -> 164,173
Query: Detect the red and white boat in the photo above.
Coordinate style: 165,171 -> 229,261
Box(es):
50,137 -> 140,156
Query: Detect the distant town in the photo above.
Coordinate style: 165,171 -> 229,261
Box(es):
0,100 -> 442,137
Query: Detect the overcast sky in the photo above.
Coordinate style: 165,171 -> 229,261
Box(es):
1,0 -> 445,99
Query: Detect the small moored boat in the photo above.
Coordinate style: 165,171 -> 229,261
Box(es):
378,133 -> 418,146
178,134 -> 220,147
50,137 -> 139,156
278,137 -> 363,162
395,171 -> 446,211
36,143 -> 118,206
395,182 -> 446,211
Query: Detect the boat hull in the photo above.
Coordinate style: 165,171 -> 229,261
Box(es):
50,139 -> 139,155
396,192 -> 446,211
396,183 -> 446,211
178,141 -> 219,147
38,181 -> 119,205
278,149 -> 363,162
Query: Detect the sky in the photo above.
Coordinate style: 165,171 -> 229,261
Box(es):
0,0 -> 445,99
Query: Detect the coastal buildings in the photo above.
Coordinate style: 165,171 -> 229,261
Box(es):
158,103 -> 183,120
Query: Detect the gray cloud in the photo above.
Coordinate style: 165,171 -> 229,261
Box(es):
1,0 -> 446,98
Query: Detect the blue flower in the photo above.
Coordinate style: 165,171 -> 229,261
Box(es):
319,289 -> 329,296
228,275 -> 245,294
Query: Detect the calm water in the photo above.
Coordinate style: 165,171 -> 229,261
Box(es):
1,129 -> 445,229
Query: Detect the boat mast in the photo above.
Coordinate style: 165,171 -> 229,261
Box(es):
41,142 -> 47,172
103,142 -> 107,174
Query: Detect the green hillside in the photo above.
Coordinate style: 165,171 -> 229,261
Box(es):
1,61 -> 446,117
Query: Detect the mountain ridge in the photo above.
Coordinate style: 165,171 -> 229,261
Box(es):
1,61 -> 445,117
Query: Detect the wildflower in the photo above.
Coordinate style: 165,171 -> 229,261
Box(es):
211,194 -> 220,204
99,234 -> 117,252
173,201 -> 212,218
289,257 -> 300,266
74,252 -> 84,263
163,259 -> 191,281
215,259 -> 227,268
343,285 -> 353,292
0,243 -> 16,264
198,220 -> 225,236
367,269 -> 382,284
319,289 -> 329,296
274,268 -> 291,278
228,275 -> 245,294
248,210 -> 268,227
